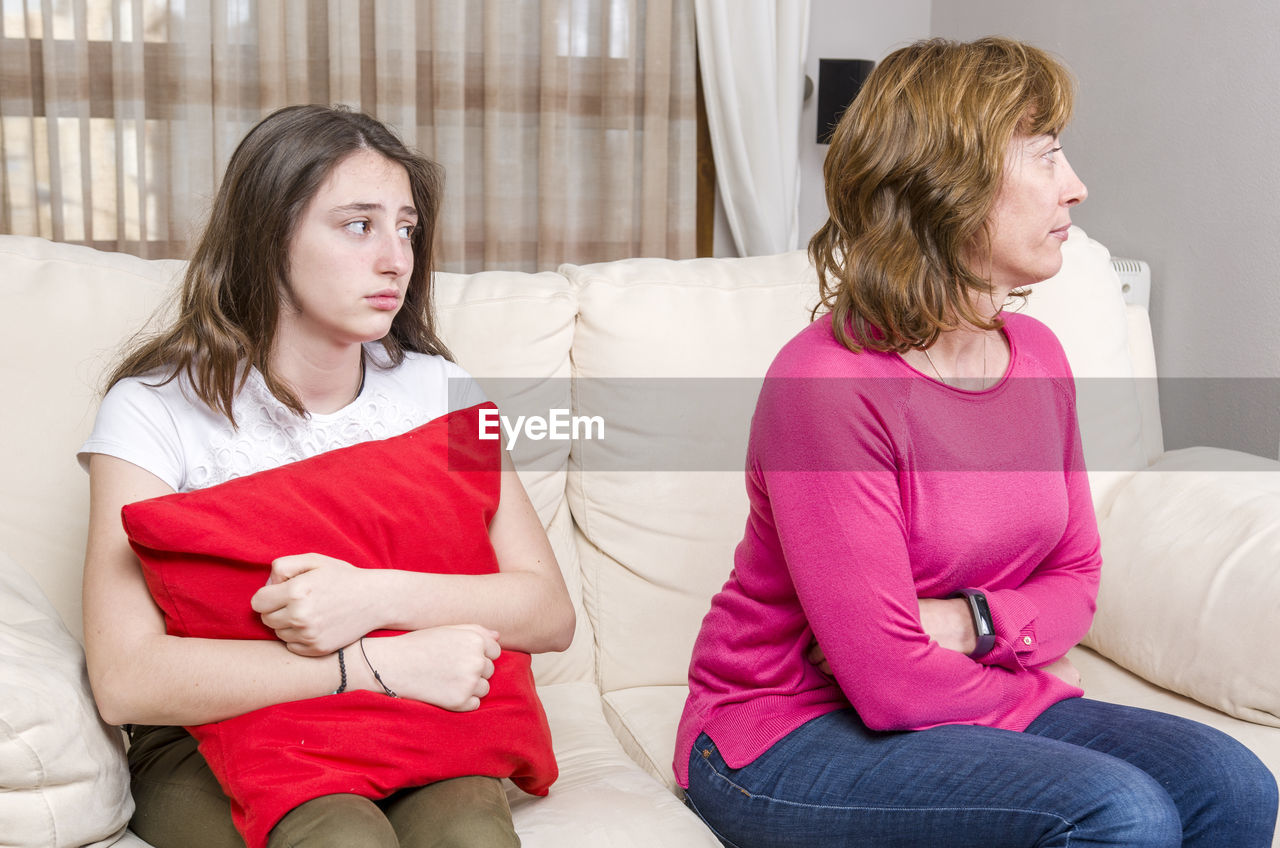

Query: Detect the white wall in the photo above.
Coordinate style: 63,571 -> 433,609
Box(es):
930,0 -> 1280,458
712,0 -> 931,257
797,0 -> 932,242
720,1 -> 1280,457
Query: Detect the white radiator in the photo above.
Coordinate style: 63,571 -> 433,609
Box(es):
1110,257 -> 1151,309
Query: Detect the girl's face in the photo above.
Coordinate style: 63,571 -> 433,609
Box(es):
278,149 -> 418,354
978,134 -> 1087,294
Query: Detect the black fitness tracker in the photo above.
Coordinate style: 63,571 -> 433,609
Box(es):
952,588 -> 996,658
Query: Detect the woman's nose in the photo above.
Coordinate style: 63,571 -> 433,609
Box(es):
1061,155 -> 1087,207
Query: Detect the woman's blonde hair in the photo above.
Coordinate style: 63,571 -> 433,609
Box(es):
809,36 -> 1075,352
106,105 -> 450,423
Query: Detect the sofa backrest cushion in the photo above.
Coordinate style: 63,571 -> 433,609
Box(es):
1092,446 -> 1280,728
434,269 -> 593,684
435,270 -> 577,524
562,252 -> 821,693
0,236 -> 181,641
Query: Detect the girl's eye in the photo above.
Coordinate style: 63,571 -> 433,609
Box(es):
345,220 -> 371,235
398,224 -> 417,240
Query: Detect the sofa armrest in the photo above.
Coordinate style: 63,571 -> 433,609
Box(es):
1086,446 -> 1280,727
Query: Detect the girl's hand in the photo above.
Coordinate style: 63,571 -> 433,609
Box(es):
251,554 -> 378,655
361,625 -> 501,711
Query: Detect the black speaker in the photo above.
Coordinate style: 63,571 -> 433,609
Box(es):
817,58 -> 874,144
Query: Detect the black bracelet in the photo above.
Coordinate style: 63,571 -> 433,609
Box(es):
333,647 -> 348,695
360,637 -> 399,698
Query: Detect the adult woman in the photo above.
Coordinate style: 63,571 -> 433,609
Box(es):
676,37 -> 1277,847
79,105 -> 574,847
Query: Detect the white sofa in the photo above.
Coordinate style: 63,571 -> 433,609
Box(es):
2,229 -> 1278,847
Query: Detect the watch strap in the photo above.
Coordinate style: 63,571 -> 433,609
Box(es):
952,588 -> 996,658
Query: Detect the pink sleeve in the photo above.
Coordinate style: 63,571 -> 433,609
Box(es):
980,374 -> 1101,671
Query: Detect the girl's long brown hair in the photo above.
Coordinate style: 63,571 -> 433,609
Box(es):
106,105 -> 450,423
809,37 -> 1075,353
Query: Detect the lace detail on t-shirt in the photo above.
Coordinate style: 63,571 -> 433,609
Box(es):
186,375 -> 435,490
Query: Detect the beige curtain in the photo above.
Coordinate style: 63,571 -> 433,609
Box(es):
0,0 -> 696,271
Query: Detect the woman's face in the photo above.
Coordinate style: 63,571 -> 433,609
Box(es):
279,149 -> 418,354
979,134 -> 1087,292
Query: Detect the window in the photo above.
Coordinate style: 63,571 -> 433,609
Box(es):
0,0 -> 697,270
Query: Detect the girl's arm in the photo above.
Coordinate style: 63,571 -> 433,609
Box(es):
83,454 -> 500,726
250,448 -> 575,657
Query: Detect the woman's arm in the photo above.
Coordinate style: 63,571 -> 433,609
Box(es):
971,370 -> 1101,673
250,448 -> 575,657
812,598 -> 1085,690
977,467 -> 1099,672
754,371 -> 1074,732
83,454 -> 501,726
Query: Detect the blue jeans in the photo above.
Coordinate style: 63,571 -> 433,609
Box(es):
685,698 -> 1277,847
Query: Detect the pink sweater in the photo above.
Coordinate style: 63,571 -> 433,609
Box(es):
675,311 -> 1100,787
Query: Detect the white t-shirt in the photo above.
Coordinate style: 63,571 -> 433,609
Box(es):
79,344 -> 487,493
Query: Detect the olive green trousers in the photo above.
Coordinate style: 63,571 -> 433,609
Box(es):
126,725 -> 520,848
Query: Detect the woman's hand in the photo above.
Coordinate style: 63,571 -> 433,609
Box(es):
917,597 -> 978,655
1041,654 -> 1083,689
361,625 -> 501,712
807,639 -> 834,676
807,597 -> 980,675
251,554 -> 379,656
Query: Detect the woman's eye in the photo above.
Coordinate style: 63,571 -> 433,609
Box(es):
398,224 -> 417,240
345,220 -> 371,235
1043,146 -> 1062,163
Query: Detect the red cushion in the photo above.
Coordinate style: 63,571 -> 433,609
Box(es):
121,403 -> 556,848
